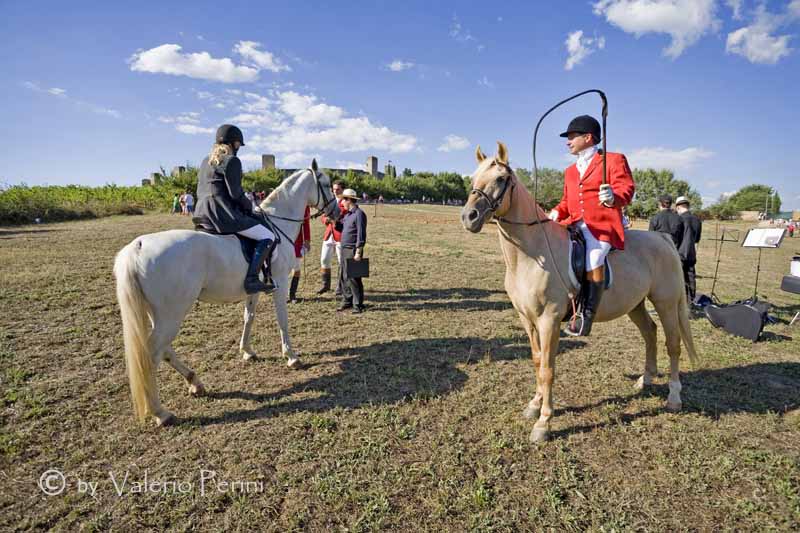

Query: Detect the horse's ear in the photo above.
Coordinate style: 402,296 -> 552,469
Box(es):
311,158 -> 319,173
496,141 -> 509,164
476,145 -> 487,163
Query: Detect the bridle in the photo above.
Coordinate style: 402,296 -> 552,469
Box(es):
469,163 -> 551,226
264,167 -> 339,223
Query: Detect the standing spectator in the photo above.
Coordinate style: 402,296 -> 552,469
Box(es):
648,194 -> 684,249
184,189 -> 194,215
179,192 -> 187,215
171,193 -> 180,214
675,196 -> 702,302
317,181 -> 345,295
287,206 -> 311,303
338,188 -> 367,313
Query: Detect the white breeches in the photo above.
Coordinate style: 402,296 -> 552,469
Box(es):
237,224 -> 275,241
320,235 -> 341,268
579,221 -> 611,271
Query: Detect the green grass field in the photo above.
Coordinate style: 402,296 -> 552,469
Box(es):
1,205 -> 798,531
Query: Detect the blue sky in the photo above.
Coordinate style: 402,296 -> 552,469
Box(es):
2,0 -> 799,209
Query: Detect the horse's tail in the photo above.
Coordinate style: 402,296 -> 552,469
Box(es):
677,284 -> 700,369
113,240 -> 157,422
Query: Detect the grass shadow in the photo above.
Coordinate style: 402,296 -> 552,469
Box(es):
187,335 -> 583,427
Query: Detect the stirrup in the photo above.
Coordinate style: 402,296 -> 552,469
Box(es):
244,275 -> 275,295
565,312 -> 586,337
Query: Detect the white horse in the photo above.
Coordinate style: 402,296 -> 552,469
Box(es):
113,160 -> 340,426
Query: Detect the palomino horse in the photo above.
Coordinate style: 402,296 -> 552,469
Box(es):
461,142 -> 698,443
114,160 -> 340,426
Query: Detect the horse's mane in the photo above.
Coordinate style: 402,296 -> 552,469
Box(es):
259,168 -> 306,210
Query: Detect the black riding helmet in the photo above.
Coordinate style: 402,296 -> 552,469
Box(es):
559,115 -> 601,143
216,124 -> 245,146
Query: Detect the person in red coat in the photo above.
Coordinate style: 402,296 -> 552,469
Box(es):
548,115 -> 635,336
317,181 -> 345,295
288,206 -> 311,303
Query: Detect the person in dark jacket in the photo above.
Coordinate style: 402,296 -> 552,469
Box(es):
675,196 -> 702,302
195,124 -> 276,294
337,188 -> 368,313
648,194 -> 684,250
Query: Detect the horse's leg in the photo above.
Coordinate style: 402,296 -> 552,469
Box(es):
272,283 -> 301,369
628,299 -> 658,391
651,300 -> 683,411
240,294 -> 260,361
519,312 -> 543,420
147,320 -> 182,426
530,316 -> 560,443
163,347 -> 205,396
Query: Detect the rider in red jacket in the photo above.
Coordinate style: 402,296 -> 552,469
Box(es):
549,115 -> 635,336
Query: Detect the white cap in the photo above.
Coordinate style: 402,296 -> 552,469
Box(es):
675,196 -> 690,206
341,188 -> 359,200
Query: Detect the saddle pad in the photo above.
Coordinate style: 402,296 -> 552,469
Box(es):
567,240 -> 613,290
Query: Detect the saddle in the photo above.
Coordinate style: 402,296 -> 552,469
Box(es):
192,216 -> 263,266
563,224 -> 614,322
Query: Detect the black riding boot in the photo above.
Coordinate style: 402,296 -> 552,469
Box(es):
244,239 -> 276,294
567,281 -> 605,336
287,276 -> 300,303
316,268 -> 331,295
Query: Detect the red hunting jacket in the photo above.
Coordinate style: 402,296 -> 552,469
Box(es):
552,151 -> 635,250
294,206 -> 311,258
320,198 -> 346,241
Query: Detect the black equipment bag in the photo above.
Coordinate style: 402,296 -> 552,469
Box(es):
705,299 -> 770,341
346,257 -> 370,278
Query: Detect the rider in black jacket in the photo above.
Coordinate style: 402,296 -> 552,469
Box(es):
195,125 -> 276,294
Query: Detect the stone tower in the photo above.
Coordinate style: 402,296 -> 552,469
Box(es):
262,154 -> 276,170
366,156 -> 378,177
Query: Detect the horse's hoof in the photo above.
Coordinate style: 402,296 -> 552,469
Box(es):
155,412 -> 176,427
634,376 -> 649,391
287,358 -> 302,370
522,404 -> 541,420
666,401 -> 682,412
242,352 -> 257,362
529,427 -> 549,444
189,383 -> 206,397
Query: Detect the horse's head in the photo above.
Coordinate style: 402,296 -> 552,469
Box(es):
308,158 -> 341,221
461,141 -> 515,233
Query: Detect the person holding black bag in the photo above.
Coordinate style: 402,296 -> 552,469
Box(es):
337,188 -> 368,313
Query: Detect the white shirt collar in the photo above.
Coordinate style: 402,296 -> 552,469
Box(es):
576,145 -> 598,177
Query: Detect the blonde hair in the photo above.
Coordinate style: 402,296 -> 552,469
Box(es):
208,143 -> 232,166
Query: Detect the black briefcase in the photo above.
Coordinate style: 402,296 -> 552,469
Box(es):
705,300 -> 770,341
346,257 -> 370,278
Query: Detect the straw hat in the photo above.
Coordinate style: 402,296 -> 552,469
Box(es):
675,196 -> 690,206
341,188 -> 359,200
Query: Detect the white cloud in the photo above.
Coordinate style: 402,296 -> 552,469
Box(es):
726,6 -> 793,64
233,40 -> 291,73
158,111 -> 201,124
450,14 -> 485,51
278,91 -> 343,127
726,0 -> 744,20
281,152 -> 318,168
706,180 -> 722,188
437,134 -> 470,152
128,44 -> 259,83
335,160 -> 367,171
175,124 -> 214,135
791,0 -> 800,18
22,81 -> 120,118
194,90 -> 214,100
627,146 -> 714,170
564,30 -> 606,70
593,0 -> 718,59
477,75 -> 494,88
386,59 -> 414,72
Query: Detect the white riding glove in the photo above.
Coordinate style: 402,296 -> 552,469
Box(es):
548,210 -> 559,222
598,184 -> 615,205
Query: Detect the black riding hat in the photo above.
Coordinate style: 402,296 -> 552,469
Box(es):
559,115 -> 602,143
216,124 -> 245,146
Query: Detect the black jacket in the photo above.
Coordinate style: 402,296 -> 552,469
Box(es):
195,155 -> 261,234
340,206 -> 367,249
649,209 -> 684,249
678,211 -> 702,264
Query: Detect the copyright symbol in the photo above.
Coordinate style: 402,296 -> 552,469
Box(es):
38,469 -> 66,496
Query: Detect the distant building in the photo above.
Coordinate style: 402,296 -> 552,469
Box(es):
261,153 -> 388,179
